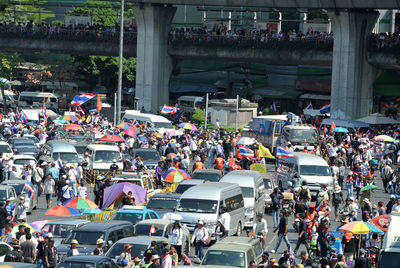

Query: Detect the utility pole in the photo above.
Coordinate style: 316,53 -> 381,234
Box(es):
204,93 -> 209,129
117,0 -> 125,123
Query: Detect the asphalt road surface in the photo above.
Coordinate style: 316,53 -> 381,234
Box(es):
26,163 -> 391,264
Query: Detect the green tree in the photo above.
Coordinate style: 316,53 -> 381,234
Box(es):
0,53 -> 22,110
0,1 -> 55,24
192,109 -> 205,125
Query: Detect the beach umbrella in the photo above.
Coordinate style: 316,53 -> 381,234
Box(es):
80,208 -> 102,214
373,135 -> 397,143
117,122 -> 137,130
43,206 -> 80,217
60,115 -> 79,122
166,129 -> 184,138
102,182 -> 147,208
237,137 -> 256,146
12,223 -> 41,233
360,184 -> 377,192
30,220 -> 50,229
99,134 -> 124,142
333,127 -> 349,133
137,135 -> 149,143
123,128 -> 136,136
53,120 -> 70,125
166,153 -> 177,161
62,197 -> 98,210
339,221 -> 384,235
369,215 -> 389,232
162,169 -> 191,183
63,124 -> 83,131
178,122 -> 198,131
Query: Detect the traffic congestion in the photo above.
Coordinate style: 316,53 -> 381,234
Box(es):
0,94 -> 399,268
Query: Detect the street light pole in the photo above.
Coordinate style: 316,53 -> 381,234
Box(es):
117,0 -> 125,123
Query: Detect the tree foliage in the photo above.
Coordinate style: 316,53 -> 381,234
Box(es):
192,109 -> 205,125
0,53 -> 22,79
0,1 -> 55,24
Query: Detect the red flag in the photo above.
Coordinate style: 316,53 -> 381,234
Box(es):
96,95 -> 102,112
323,126 -> 327,134
330,121 -> 336,132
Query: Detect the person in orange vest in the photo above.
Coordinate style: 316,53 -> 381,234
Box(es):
214,154 -> 224,171
302,147 -> 309,153
228,153 -> 241,172
192,157 -> 204,173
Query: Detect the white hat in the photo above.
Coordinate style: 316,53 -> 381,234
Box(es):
152,254 -> 160,260
71,239 -> 79,244
198,220 -> 204,225
96,238 -> 104,244
47,233 -> 53,238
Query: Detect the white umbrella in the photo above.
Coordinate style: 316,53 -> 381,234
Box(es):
357,113 -> 400,125
237,137 -> 256,146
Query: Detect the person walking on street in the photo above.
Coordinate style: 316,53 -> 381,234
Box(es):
294,213 -> 309,255
44,239 -> 58,268
14,197 -> 27,222
169,221 -> 183,260
20,233 -> 35,263
271,210 -> 291,254
297,181 -> 311,203
44,175 -> 55,209
270,187 -> 283,228
252,213 -> 268,249
190,220 -> 208,261
219,207 -> 231,233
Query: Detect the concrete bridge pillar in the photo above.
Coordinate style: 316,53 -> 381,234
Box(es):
133,4 -> 176,112
329,10 -> 379,120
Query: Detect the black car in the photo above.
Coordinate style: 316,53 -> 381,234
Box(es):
146,192 -> 181,217
57,220 -> 135,259
192,169 -> 223,182
57,255 -> 117,268
130,148 -> 160,171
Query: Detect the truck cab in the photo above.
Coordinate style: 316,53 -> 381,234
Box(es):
279,124 -> 319,152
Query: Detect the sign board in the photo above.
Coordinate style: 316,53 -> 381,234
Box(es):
250,163 -> 267,174
65,16 -> 93,27
301,23 -> 331,34
267,22 -> 279,33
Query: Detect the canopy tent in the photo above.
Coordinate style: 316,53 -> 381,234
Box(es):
356,113 -> 400,125
321,118 -> 370,132
102,182 -> 147,208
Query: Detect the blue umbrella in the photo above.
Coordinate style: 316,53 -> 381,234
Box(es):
333,127 -> 349,133
137,135 -> 149,143
80,208 -> 102,214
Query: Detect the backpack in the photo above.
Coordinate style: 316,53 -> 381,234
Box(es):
299,187 -> 309,200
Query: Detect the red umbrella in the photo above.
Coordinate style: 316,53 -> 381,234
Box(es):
99,134 -> 124,142
369,215 -> 389,232
63,124 -> 83,131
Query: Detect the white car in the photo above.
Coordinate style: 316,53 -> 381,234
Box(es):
10,155 -> 37,180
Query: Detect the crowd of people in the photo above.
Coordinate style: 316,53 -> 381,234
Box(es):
0,104 -> 398,268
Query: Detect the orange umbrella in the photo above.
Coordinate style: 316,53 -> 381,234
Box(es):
99,135 -> 124,142
369,215 -> 389,232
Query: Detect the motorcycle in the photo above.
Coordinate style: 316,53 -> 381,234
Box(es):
309,233 -> 319,259
282,199 -> 294,215
367,246 -> 379,268
293,213 -> 301,232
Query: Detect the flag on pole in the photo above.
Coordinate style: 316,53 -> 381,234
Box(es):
77,106 -> 85,116
70,93 -> 96,107
319,103 -> 330,114
24,180 -> 34,200
239,146 -> 254,158
131,119 -> 138,126
41,97 -> 48,126
276,145 -> 294,158
305,102 -> 313,110
330,121 -> 336,132
258,144 -> 275,159
96,95 -> 102,112
21,111 -> 28,125
270,102 -> 277,113
161,105 -> 179,115
323,125 -> 327,134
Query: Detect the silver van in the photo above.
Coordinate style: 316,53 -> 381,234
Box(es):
175,182 -> 245,237
220,170 -> 265,228
274,152 -> 335,198
44,140 -> 79,166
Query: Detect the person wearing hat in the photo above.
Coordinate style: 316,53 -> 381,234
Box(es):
190,219 -> 209,260
94,175 -> 104,207
332,184 -> 344,221
133,257 -> 141,268
14,196 -> 27,222
66,239 -> 79,257
278,250 -> 292,267
4,242 -> 23,262
110,159 -> 119,173
119,244 -> 133,268
93,238 -> 105,256
148,254 -> 161,268
44,239 -> 58,268
252,213 -> 268,249
346,171 -> 355,198
61,179 -> 72,202
214,218 -> 227,241
120,259 -> 129,268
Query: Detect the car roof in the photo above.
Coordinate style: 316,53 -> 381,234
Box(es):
207,242 -> 252,252
180,182 -> 240,200
118,205 -> 151,213
150,193 -> 181,199
87,144 -> 120,151
0,141 -> 10,145
0,185 -> 14,190
2,180 -> 25,185
132,148 -> 158,152
178,179 -> 205,185
12,155 -> 36,160
75,220 -> 132,231
223,170 -> 261,177
44,219 -> 90,225
115,235 -> 167,245
63,255 -> 111,262
292,152 -> 329,166
46,140 -> 77,152
1,262 -> 36,268
193,169 -> 222,175
136,219 -> 173,226
217,237 -> 260,246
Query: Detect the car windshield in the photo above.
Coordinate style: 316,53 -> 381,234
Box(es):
64,231 -> 104,245
379,252 -> 400,267
74,146 -> 87,155
299,165 -> 331,176
8,184 -> 24,195
147,198 -> 178,210
263,179 -> 272,190
52,152 -> 79,163
26,136 -> 39,144
0,190 -> 7,201
14,139 -> 35,145
240,187 -> 254,198
153,122 -> 173,129
192,173 -> 220,182
58,262 -> 95,268
176,198 -> 218,214
133,151 -> 160,161
202,250 -> 245,267
14,159 -> 36,166
288,129 -> 318,144
174,184 -> 196,194
135,224 -> 164,236
110,212 -> 143,225
106,243 -> 148,259
0,145 -> 12,153
94,151 -> 121,163
42,224 -> 76,238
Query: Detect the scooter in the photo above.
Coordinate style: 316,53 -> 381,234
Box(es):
309,233 -> 319,259
282,199 -> 293,215
293,213 -> 301,232
367,246 -> 379,268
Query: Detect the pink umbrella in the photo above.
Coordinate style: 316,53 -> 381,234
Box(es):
30,220 -> 50,229
167,129 -> 184,138
123,128 -> 136,136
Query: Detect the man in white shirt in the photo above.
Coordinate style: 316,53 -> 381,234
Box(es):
219,207 -> 231,234
190,220 -> 208,260
252,213 -> 268,249
391,198 -> 400,213
68,165 -> 78,197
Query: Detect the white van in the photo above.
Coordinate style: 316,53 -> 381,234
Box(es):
274,152 -> 335,198
175,182 -> 245,237
122,111 -> 174,131
380,213 -> 400,266
44,140 -> 79,166
177,96 -> 204,113
18,91 -> 58,109
220,170 -> 265,228
86,144 -> 123,172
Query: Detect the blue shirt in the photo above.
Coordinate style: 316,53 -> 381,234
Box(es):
48,167 -> 59,180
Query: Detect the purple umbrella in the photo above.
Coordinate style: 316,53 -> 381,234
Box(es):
102,182 -> 147,208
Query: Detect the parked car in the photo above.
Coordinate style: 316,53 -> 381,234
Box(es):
0,242 -> 12,262
146,193 -> 180,218
8,137 -> 37,149
134,219 -> 191,254
111,172 -> 156,195
192,169 -> 222,182
174,179 -> 205,194
0,185 -> 17,203
263,177 -> 276,213
106,236 -> 167,263
1,180 -> 37,213
57,255 -> 117,268
109,205 -> 159,225
14,144 -> 40,157
57,221 -> 134,259
201,237 -> 263,267
10,155 -> 37,180
41,220 -> 90,247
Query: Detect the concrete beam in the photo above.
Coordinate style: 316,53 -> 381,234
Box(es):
129,0 -> 400,9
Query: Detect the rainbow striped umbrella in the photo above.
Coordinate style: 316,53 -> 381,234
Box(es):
62,197 -> 98,210
43,206 -> 80,217
162,169 -> 191,183
117,122 -> 137,130
60,115 -> 79,122
178,122 -> 198,131
13,223 -> 41,233
339,221 -> 384,235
